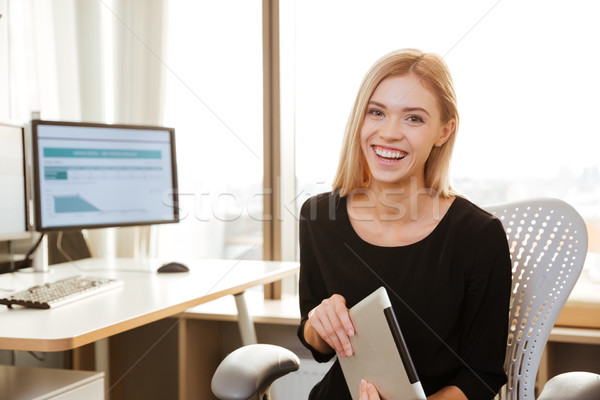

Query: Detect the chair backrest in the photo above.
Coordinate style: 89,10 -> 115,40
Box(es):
485,198 -> 588,400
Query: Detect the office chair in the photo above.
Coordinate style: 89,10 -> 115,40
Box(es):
211,344 -> 300,400
212,198 -> 600,400
487,198 -> 598,400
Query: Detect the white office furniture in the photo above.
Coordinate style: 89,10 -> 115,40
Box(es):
0,257 -> 299,399
0,365 -> 104,400
486,198 -> 593,399
212,344 -> 300,400
0,257 -> 298,351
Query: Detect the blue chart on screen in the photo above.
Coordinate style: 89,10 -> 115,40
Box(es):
54,195 -> 100,213
32,120 -> 179,231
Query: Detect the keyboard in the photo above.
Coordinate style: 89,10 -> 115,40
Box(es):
0,276 -> 124,309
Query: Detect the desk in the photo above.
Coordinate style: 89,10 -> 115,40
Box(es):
0,257 -> 299,399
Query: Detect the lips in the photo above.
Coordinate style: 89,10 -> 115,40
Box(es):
372,145 -> 406,163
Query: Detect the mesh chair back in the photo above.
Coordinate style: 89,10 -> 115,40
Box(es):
486,198 -> 588,400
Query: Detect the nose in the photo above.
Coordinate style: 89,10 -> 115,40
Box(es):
377,116 -> 404,142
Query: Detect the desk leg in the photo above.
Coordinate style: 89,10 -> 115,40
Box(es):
234,291 -> 258,345
178,319 -> 223,400
178,319 -> 188,400
95,338 -> 110,399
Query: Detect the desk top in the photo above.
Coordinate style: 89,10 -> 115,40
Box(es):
0,257 -> 298,352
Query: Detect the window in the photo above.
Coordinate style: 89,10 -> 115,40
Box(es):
160,1 -> 264,260
287,0 -> 600,226
0,0 -> 8,120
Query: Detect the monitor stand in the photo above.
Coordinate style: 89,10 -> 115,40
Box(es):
32,234 -> 49,273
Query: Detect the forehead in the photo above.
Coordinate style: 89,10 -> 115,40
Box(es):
370,74 -> 439,113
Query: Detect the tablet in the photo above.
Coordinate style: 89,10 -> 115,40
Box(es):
338,287 -> 427,400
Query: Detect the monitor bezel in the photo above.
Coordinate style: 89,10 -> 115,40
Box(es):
0,121 -> 31,241
31,119 -> 180,232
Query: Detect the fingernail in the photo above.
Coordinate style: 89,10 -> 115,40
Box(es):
346,346 -> 353,356
348,328 -> 354,336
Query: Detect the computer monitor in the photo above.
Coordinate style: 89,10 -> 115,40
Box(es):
31,120 -> 179,232
0,122 -> 30,241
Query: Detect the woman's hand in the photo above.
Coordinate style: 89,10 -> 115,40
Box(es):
304,294 -> 355,357
359,379 -> 381,400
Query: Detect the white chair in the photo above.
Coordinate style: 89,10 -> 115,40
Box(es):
486,198 -> 594,399
211,344 -> 300,400
212,198 -> 599,400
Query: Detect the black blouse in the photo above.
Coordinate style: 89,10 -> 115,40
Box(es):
297,192 -> 511,400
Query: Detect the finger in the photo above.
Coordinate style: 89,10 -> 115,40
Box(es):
322,300 -> 353,356
332,302 -> 355,355
316,298 -> 348,354
330,294 -> 354,336
310,309 -> 345,355
319,310 -> 347,355
359,380 -> 380,400
366,382 -> 380,399
359,380 -> 368,400
337,303 -> 355,336
325,298 -> 354,356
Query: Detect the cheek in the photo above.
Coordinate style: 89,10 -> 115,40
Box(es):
359,130 -> 372,160
359,126 -> 369,145
360,121 -> 376,141
359,122 -> 367,135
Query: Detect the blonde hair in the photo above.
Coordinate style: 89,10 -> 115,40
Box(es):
332,49 -> 459,197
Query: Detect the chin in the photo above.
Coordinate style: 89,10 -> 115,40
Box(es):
369,176 -> 409,188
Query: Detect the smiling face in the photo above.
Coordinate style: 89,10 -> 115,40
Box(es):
360,74 -> 455,191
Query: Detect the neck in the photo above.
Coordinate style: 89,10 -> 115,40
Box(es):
348,177 -> 444,223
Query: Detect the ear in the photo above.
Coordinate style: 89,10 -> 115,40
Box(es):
434,118 -> 456,147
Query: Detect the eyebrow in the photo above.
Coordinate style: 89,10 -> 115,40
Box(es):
367,100 -> 431,117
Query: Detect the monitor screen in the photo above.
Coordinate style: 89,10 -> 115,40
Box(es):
32,120 -> 179,231
0,122 -> 30,240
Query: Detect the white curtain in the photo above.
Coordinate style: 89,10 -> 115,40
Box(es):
78,0 -> 170,258
2,0 -> 79,255
4,0 -> 169,259
5,0 -> 70,122
107,0 -> 169,258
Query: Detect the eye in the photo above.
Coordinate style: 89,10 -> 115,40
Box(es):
367,108 -> 385,118
406,115 -> 424,124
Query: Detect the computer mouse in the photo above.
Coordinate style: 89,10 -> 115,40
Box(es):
157,262 -> 189,273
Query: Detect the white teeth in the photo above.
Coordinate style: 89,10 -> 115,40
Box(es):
374,147 -> 404,159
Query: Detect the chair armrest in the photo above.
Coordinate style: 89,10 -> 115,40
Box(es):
537,371 -> 600,400
211,344 -> 300,400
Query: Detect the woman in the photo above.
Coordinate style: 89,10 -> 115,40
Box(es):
297,49 -> 511,400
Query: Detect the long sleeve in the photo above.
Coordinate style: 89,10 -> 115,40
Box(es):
448,218 -> 512,399
296,198 -> 336,363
